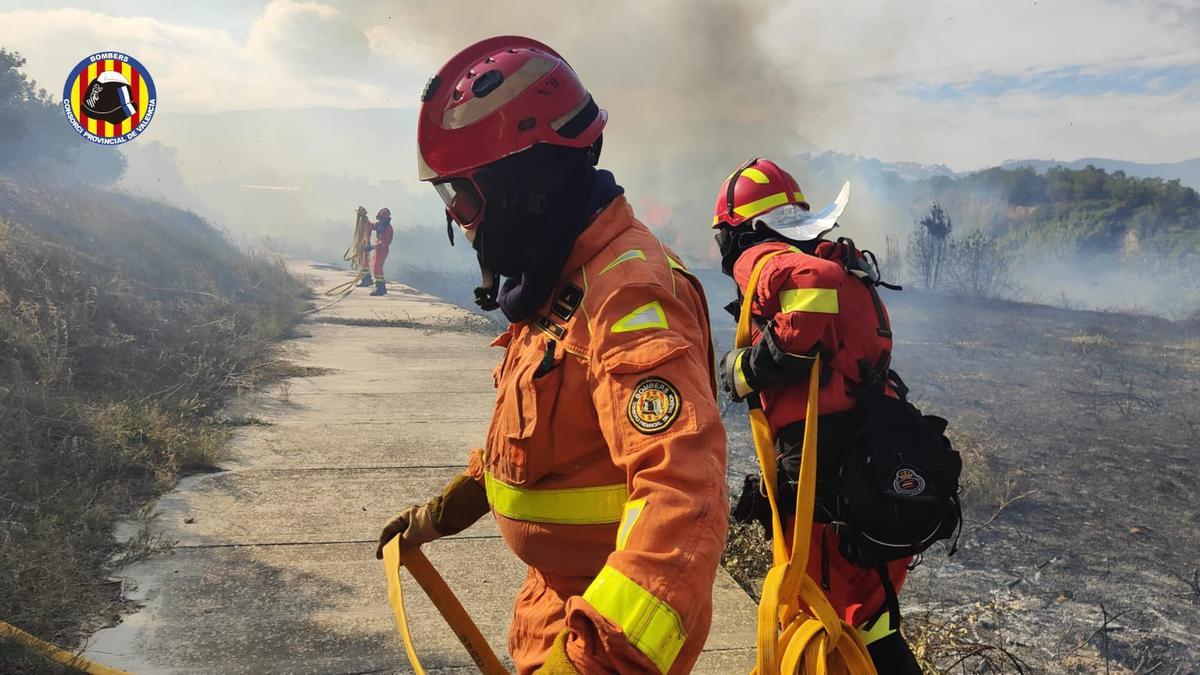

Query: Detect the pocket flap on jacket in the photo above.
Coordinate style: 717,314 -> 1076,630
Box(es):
599,331 -> 692,374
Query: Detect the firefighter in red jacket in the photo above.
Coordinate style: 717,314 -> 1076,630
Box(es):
714,159 -> 922,673
367,207 -> 394,296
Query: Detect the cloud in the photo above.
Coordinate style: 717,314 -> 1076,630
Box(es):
0,2 -> 397,112
3,0 -> 1200,173
246,0 -> 372,76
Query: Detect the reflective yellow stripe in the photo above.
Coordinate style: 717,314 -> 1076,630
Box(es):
740,167 -> 771,184
615,498 -> 646,550
732,191 -> 793,219
484,472 -> 627,525
857,615 -> 897,646
779,288 -> 838,314
600,249 -> 646,275
666,256 -> 688,273
583,566 -> 686,673
612,300 -> 669,333
733,350 -> 752,397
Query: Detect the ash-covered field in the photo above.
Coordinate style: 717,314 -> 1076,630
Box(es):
706,276 -> 1200,673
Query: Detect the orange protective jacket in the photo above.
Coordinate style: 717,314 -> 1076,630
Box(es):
466,196 -> 728,674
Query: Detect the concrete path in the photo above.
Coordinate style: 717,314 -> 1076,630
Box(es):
84,262 -> 757,674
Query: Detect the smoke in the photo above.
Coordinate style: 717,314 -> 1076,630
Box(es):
367,0 -> 863,260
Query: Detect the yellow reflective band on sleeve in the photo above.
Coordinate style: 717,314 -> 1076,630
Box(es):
740,167 -> 771,184
732,191 -> 793,220
612,300 -> 669,333
857,615 -> 898,646
734,350 -> 752,397
779,287 -> 839,314
583,566 -> 686,674
615,498 -> 646,550
666,256 -> 688,273
600,249 -> 647,275
484,472 -> 627,525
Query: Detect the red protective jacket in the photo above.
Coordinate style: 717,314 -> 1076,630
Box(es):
732,240 -> 895,434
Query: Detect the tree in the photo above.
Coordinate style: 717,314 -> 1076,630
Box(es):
944,230 -> 1013,299
0,47 -> 125,183
908,200 -> 953,290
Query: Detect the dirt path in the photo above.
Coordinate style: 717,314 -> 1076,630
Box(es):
83,262 -> 756,674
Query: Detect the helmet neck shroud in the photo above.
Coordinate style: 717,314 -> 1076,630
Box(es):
716,221 -> 819,276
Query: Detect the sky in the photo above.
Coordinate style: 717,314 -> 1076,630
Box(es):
2,0 -> 1200,172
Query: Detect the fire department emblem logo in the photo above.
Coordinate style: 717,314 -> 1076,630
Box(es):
628,377 -> 681,435
892,467 -> 927,496
62,52 -> 156,145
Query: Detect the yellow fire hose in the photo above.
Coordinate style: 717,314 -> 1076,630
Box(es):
382,538 -> 508,674
0,619 -> 130,675
737,252 -> 876,675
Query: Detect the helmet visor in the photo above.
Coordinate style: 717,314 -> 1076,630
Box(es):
434,177 -> 485,228
757,202 -> 836,242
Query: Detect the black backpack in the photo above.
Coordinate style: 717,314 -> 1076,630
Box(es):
747,372 -> 963,566
830,375 -> 962,568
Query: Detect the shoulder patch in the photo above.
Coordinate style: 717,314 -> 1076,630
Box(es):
600,249 -> 646,275
628,377 -> 681,434
611,300 -> 668,333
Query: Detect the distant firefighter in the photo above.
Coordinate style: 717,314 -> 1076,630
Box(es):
367,207 -> 393,296
352,206 -> 373,287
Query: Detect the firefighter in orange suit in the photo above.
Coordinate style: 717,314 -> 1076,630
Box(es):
715,159 -> 921,673
375,37 -> 728,674
367,208 -> 394,296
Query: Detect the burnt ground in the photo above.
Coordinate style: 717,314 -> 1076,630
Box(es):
709,283 -> 1200,674
416,267 -> 1198,673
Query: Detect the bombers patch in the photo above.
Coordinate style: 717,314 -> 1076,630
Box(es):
628,377 -> 681,435
62,52 -> 157,145
892,467 -> 927,496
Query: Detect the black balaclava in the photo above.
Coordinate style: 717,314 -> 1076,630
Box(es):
471,141 -> 622,322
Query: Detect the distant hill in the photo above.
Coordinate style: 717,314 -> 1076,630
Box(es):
1001,157 -> 1200,192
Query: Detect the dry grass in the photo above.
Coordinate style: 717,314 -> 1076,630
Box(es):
904,594 -> 1032,673
721,521 -> 773,600
0,178 -> 306,672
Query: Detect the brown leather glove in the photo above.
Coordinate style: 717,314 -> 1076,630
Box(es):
375,473 -> 489,559
535,631 -> 579,674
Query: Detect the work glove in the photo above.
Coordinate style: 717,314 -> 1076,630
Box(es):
719,347 -> 756,401
534,631 -> 579,674
375,473 -> 489,559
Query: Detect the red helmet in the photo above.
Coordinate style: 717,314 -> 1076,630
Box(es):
376,207 -> 391,219
712,158 -> 809,228
418,37 -> 606,230
417,36 -> 606,183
